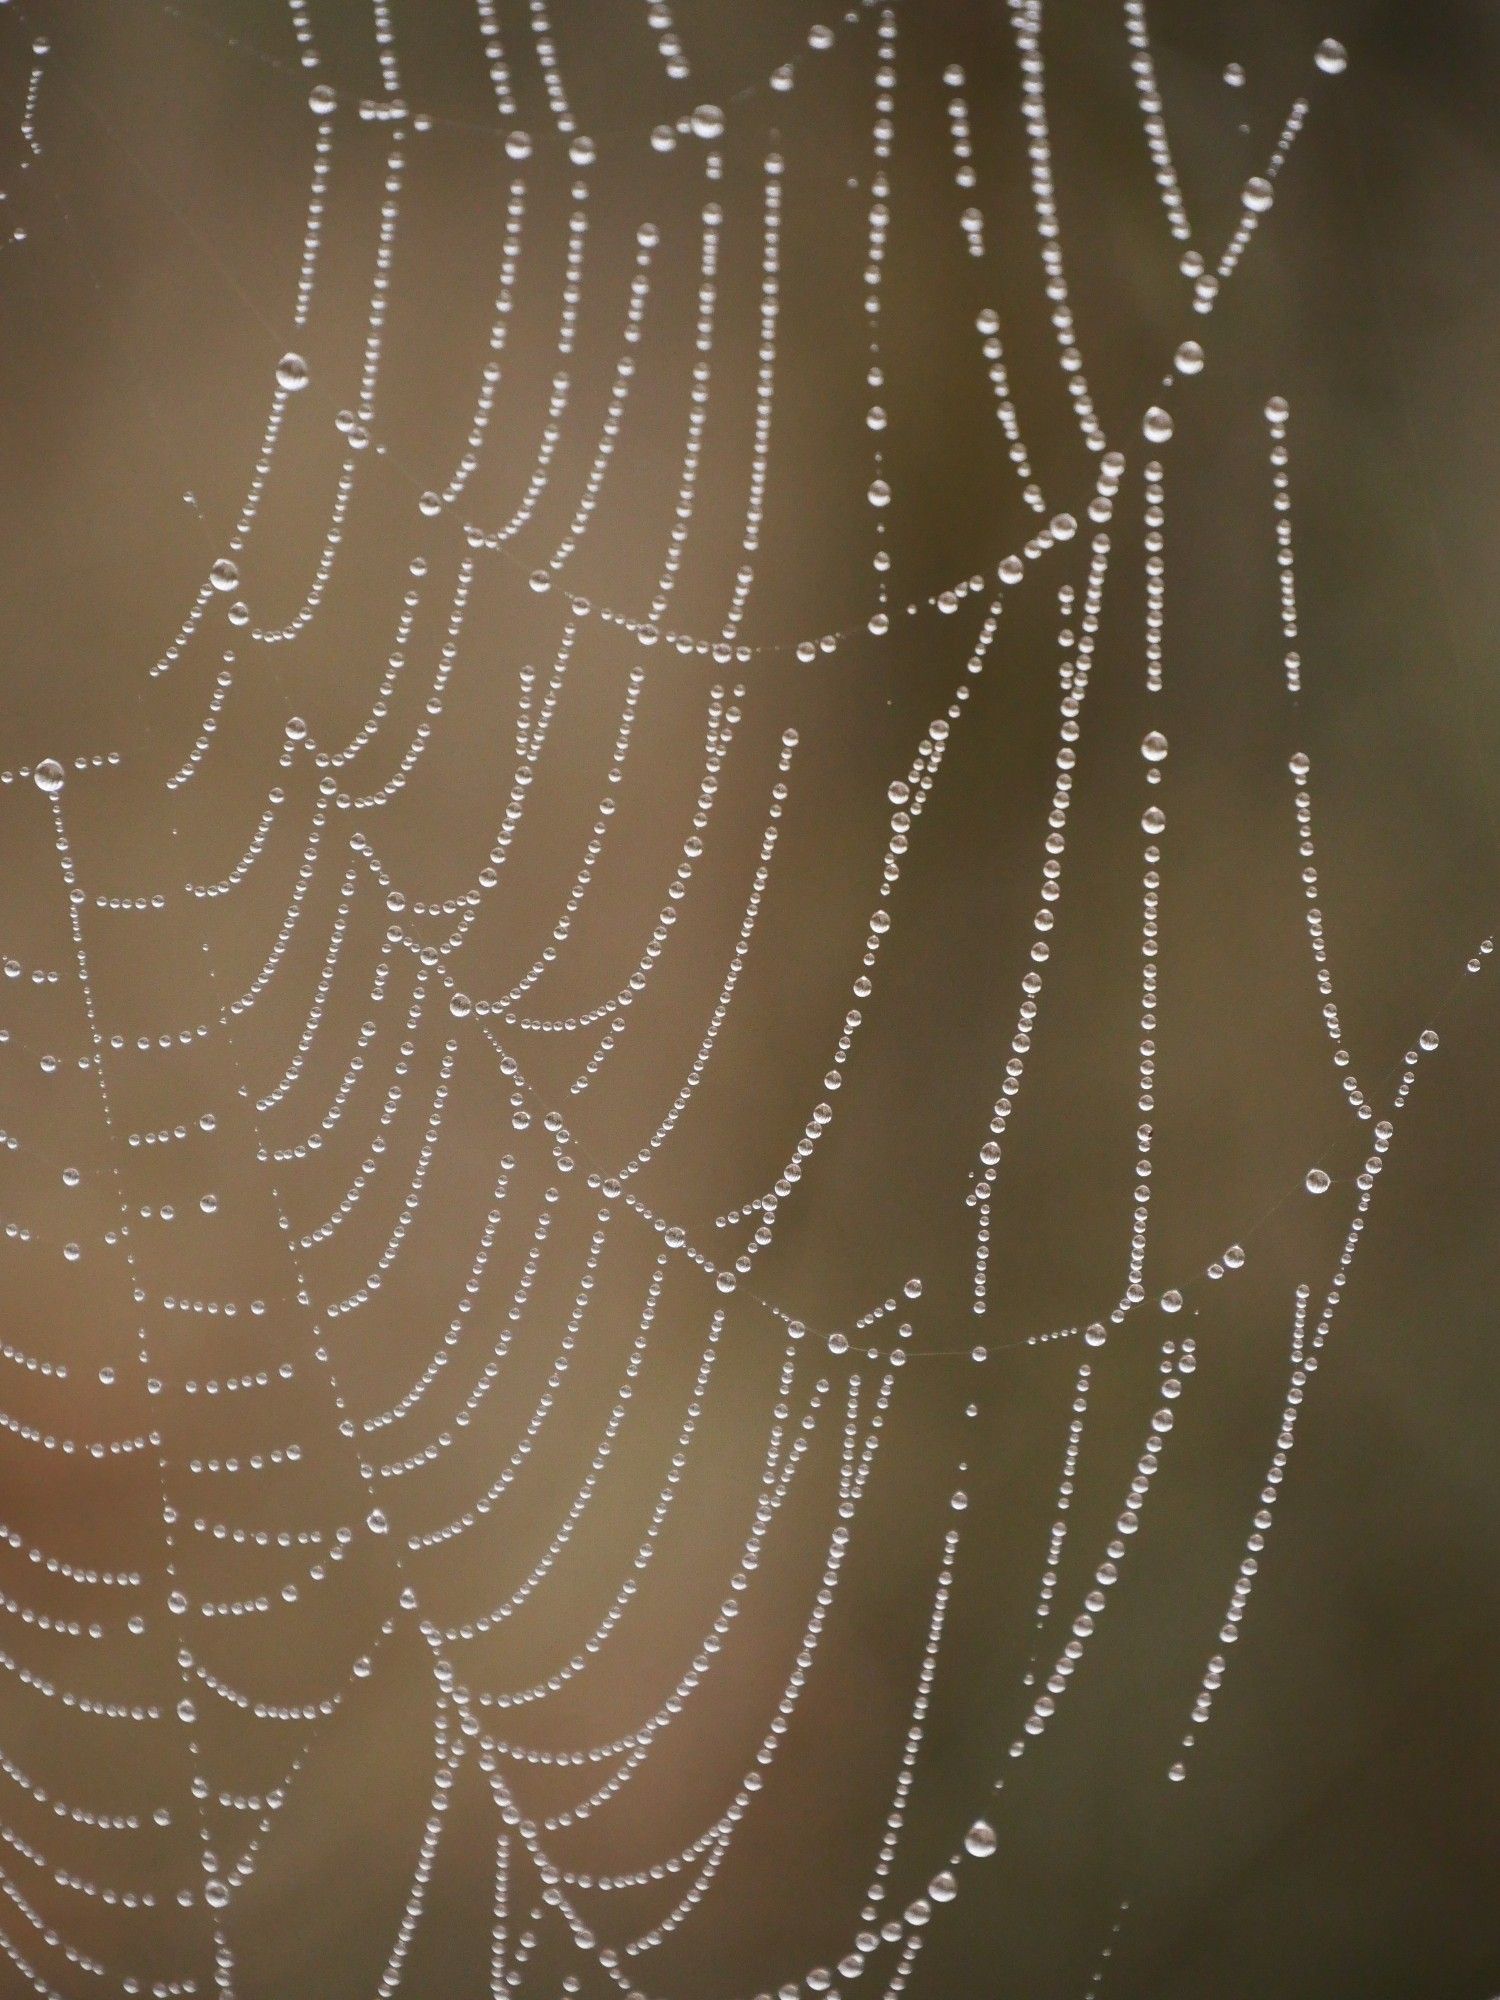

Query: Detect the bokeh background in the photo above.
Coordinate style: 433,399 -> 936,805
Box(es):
0,2 -> 1494,1997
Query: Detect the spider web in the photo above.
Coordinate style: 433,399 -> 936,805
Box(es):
0,3 -> 1493,1998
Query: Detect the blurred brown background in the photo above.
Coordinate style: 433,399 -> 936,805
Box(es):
0,1 -> 1495,1996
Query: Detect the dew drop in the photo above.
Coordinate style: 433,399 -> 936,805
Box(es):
34,758 -> 65,795
1143,406 -> 1174,444
964,1818 -> 998,1858
690,103 -> 725,140
1141,730 -> 1169,763
1314,37 -> 1347,75
1174,340 -> 1204,376
209,557 -> 239,593
1304,1167 -> 1331,1195
276,352 -> 309,392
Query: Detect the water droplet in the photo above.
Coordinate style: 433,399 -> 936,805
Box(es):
1418,1027 -> 1439,1052
1304,1167 -> 1331,1194
34,758 -> 65,795
1265,395 -> 1290,425
1174,340 -> 1204,376
1141,730 -> 1169,762
209,557 -> 239,593
1084,1322 -> 1108,1347
965,1818 -> 997,1858
1314,37 -> 1347,76
504,130 -> 533,161
1142,805 -> 1166,835
1243,176 -> 1274,213
690,104 -> 725,140
1224,62 -> 1246,87
1143,406 -> 1174,444
276,352 -> 309,392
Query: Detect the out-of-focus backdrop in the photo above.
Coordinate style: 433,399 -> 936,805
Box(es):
0,2 -> 1494,1996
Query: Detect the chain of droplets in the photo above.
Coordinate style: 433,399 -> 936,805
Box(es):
547,220 -> 660,574
862,14 -> 897,611
478,1373 -> 896,1959
1124,0 -> 1192,245
1009,0 -> 1108,454
458,202 -> 589,545
942,65 -> 1047,513
717,154 -> 784,643
374,1191 -> 555,1476
1266,394 -> 1303,691
444,646 -> 652,1007
970,500 -> 1115,1310
493,687 -> 740,1032
1022,1358 -> 1094,1645
943,64 -> 984,259
644,0 -> 689,83
473,0 -> 519,119
292,1011 -> 443,1259
460,1321 -> 838,1715
1290,752 -> 1378,1118
1144,457 -> 1165,692
434,177 -> 527,507
639,184 -> 722,628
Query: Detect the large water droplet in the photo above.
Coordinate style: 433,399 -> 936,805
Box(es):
1314,37 -> 1347,75
34,758 -> 65,795
1143,406 -> 1174,444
